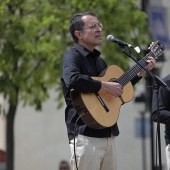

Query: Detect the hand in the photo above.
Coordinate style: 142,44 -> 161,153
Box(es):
99,81 -> 123,98
146,56 -> 156,70
137,56 -> 156,77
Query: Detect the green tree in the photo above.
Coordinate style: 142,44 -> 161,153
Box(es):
0,0 -> 150,170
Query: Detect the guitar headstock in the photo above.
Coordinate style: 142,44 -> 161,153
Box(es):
148,40 -> 165,59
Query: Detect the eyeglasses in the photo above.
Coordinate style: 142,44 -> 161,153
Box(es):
83,22 -> 103,30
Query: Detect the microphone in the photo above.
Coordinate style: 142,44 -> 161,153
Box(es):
107,35 -> 134,48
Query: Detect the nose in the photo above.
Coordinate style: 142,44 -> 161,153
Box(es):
96,26 -> 102,32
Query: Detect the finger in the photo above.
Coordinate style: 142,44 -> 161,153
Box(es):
118,90 -> 122,96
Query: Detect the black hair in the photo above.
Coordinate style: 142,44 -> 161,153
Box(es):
69,11 -> 97,43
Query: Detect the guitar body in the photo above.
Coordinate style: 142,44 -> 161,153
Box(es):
71,65 -> 134,129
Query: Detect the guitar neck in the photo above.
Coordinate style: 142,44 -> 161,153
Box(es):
117,51 -> 155,87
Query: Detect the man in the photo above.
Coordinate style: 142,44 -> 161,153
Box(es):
152,74 -> 170,170
61,11 -> 155,170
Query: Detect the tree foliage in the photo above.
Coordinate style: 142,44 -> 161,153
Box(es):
0,0 -> 150,110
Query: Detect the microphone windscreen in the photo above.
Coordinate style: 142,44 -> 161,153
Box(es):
107,35 -> 114,41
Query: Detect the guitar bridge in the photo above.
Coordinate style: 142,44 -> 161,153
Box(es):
95,93 -> 109,112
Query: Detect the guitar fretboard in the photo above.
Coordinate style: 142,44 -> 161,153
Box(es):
117,51 -> 155,87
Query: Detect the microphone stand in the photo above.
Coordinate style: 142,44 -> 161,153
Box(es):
119,45 -> 164,170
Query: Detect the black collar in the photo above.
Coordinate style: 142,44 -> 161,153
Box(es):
74,43 -> 101,58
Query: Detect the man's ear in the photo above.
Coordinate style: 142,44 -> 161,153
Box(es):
74,30 -> 82,39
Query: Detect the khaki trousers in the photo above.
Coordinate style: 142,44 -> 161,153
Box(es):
166,144 -> 170,170
69,135 -> 117,170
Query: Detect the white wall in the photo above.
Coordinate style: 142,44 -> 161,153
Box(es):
0,115 -> 6,151
15,95 -> 71,170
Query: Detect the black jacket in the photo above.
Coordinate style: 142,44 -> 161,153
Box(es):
152,74 -> 170,145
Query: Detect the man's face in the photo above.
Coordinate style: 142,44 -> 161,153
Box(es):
77,15 -> 103,51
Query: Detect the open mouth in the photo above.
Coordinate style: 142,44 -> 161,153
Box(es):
95,35 -> 102,39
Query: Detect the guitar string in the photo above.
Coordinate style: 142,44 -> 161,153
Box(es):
99,52 -> 153,100
100,91 -> 113,101
117,52 -> 154,86
126,54 -> 150,82
99,49 -> 158,100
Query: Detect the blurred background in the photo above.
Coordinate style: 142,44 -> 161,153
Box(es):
0,0 -> 170,170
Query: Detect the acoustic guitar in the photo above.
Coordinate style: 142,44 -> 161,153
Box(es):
71,41 -> 165,129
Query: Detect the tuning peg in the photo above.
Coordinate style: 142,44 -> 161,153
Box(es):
148,41 -> 157,50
